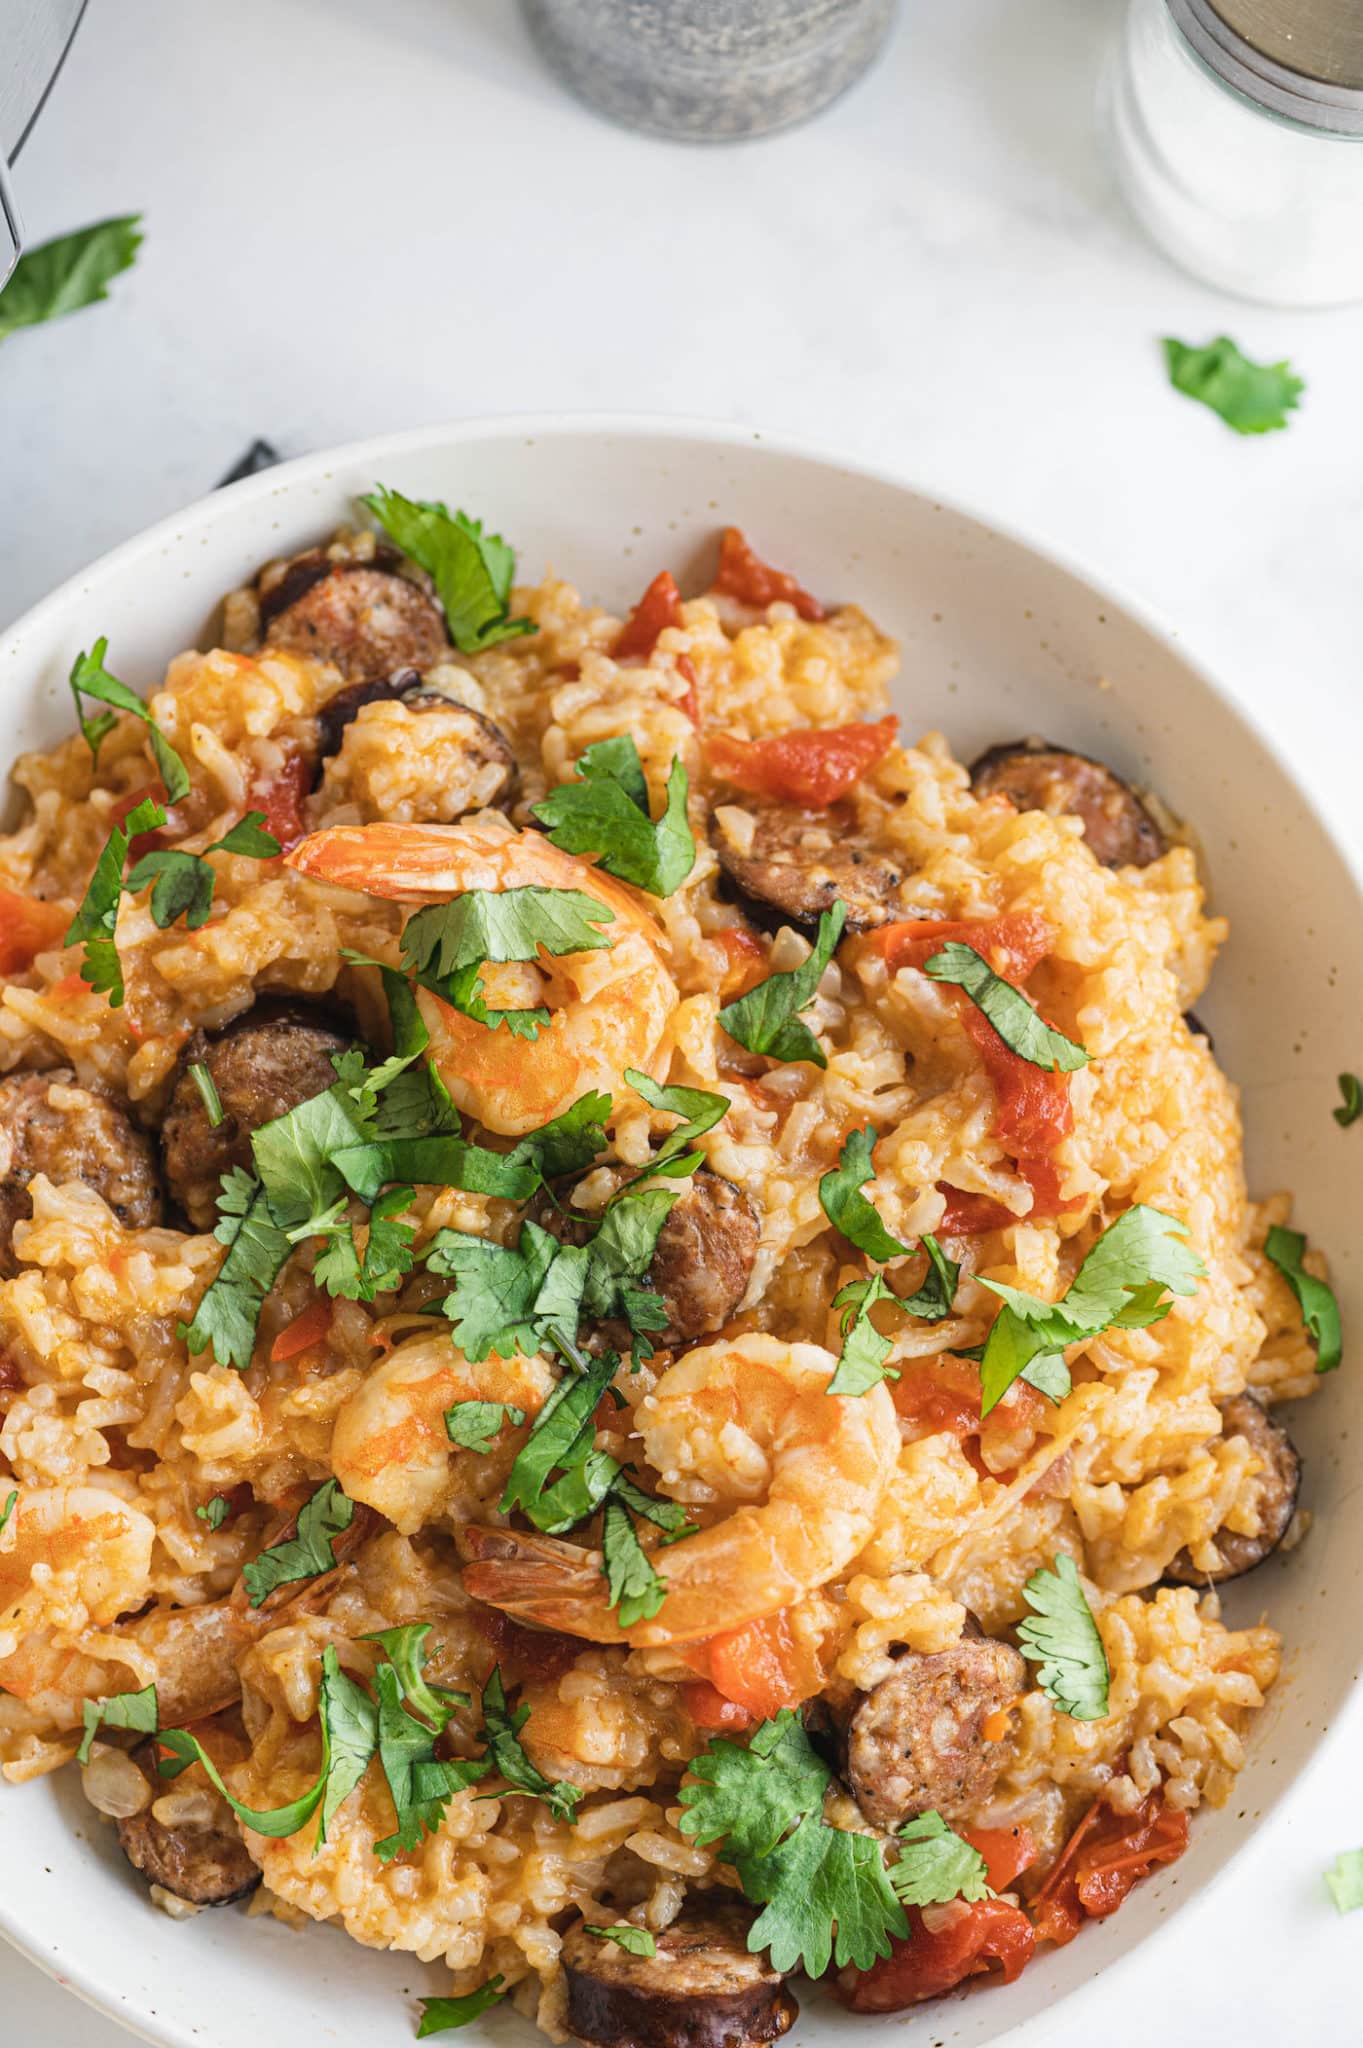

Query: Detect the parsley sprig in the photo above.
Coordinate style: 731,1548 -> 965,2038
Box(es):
820,1126 -> 960,1394
719,903 -> 846,1068
925,942 -> 1088,1072
362,487 -> 534,653
1018,1553 -> 1110,1720
1265,1224 -> 1341,1374
69,639 -> 189,799
241,1479 -> 354,1608
533,735 -> 695,897
398,887 -> 615,1039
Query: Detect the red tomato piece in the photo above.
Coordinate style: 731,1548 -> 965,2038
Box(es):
839,1899 -> 1036,2010
706,715 -> 897,809
963,1823 -> 1037,1892
270,1296 -> 333,1362
935,1185 -> 1016,1236
471,1603 -> 583,1685
0,890 -> 72,974
1032,1793 -> 1188,1947
249,751 -> 310,853
681,1680 -> 754,1732
684,1608 -> 824,1721
871,912 -> 1055,984
615,570 -> 684,661
714,926 -> 768,999
676,652 -> 701,726
893,1358 -> 1046,1475
714,527 -> 825,621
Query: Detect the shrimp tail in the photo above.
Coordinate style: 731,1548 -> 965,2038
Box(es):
460,1524 -> 622,1645
286,822 -> 479,900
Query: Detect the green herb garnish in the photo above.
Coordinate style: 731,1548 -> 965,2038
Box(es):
1163,336 -> 1303,436
890,1810 -> 993,1906
1335,1074 -> 1363,1128
478,1666 -> 581,1824
362,487 -> 534,653
0,216 -> 142,346
400,887 -> 614,1039
584,1926 -> 656,1956
190,1063 -> 225,1128
177,1166 -> 292,1369
68,638 -> 188,800
1265,1224 -> 1341,1373
828,1273 -> 897,1396
417,1982 -> 507,2036
195,1494 -> 231,1530
533,735 -> 694,896
924,942 -> 1087,1072
718,903 -> 846,1068
64,794 -> 163,1006
77,1683 -> 158,1764
241,1479 -> 354,1608
0,1488 -> 16,1538
819,1125 -> 911,1261
126,810 -> 280,931
444,1400 -> 526,1452
1017,1553 -> 1109,1720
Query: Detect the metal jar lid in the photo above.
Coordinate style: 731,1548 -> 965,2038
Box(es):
1170,0 -> 1363,133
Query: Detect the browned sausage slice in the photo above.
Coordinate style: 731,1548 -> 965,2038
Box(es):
709,801 -> 903,934
259,547 -> 448,682
116,1743 -> 260,1907
0,1070 -> 162,1275
830,1632 -> 1025,1832
970,738 -> 1166,869
315,669 -> 519,811
562,1902 -> 797,2048
161,1001 -> 352,1229
1165,1394 -> 1301,1585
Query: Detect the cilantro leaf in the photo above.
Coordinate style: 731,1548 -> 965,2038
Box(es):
372,1662 -> 487,1861
417,1983 -> 507,2037
977,1204 -> 1205,1416
677,1710 -> 831,1862
819,1125 -> 911,1262
1335,1074 -> 1363,1129
361,486 -> 534,653
0,1488 -> 16,1537
1326,1848 -> 1363,1915
77,1683 -> 158,1764
624,1068 -> 729,1181
445,1399 -> 526,1452
1017,1552 -> 1110,1720
178,1167 -> 291,1370
426,1219 -> 563,1362
533,737 -> 695,896
579,1181 -> 679,1325
0,216 -> 142,346
213,811 -> 281,858
125,847 -> 216,930
64,794 -> 164,1006
601,1496 -> 666,1626
745,1812 -> 907,1976
195,1494 -> 231,1530
334,1089 -> 610,1208
241,1479 -> 355,1608
364,1622 -> 469,1729
401,887 -> 614,1039
899,1234 -> 960,1320
68,639 -> 188,800
1265,1224 -> 1341,1373
1163,335 -> 1303,436
190,1062 -> 225,1128
718,902 -> 846,1067
924,942 -> 1087,1072
584,1926 -> 656,1956
526,1445 -> 620,1535
609,1471 -> 693,1544
315,1184 -> 417,1302
891,1810 -> 993,1906
500,1350 -> 619,1514
478,1666 -> 581,1823
251,1083 -> 370,1231
828,1274 -> 898,1396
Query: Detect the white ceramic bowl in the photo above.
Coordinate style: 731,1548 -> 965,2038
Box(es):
1,418 -> 1359,2048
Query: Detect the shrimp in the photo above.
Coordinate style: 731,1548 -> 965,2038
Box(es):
461,1332 -> 900,1648
285,813 -> 678,1135
330,1332 -> 554,1533
0,1486 -> 155,1664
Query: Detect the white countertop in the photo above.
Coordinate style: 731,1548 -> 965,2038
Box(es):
1,0 -> 1360,2041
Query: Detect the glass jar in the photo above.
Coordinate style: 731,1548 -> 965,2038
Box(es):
1103,0 -> 1363,306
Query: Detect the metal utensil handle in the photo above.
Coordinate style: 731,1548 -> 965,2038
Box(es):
0,154 -> 22,290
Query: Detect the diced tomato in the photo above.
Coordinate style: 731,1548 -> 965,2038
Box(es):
935,1185 -> 1015,1236
676,653 -> 701,727
681,1679 -> 754,1731
1031,1793 -> 1188,1947
249,751 -> 310,853
714,926 -> 768,999
684,1608 -> 824,1721
615,570 -> 684,661
870,912 -> 1055,984
270,1297 -> 333,1362
839,1898 -> 1036,2010
713,528 -> 824,622
963,1823 -> 1037,1892
893,1357 -> 1045,1474
0,890 -> 71,974
706,715 -> 897,809
471,1603 -> 583,1684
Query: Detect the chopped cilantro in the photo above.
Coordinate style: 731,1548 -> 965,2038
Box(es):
1325,1848 -> 1363,1914
1017,1553 -> 1110,1720
624,1068 -> 730,1182
68,639 -> 188,800
195,1494 -> 231,1530
64,794 -> 163,1006
0,216 -> 143,347
899,1233 -> 960,1320
718,903 -> 845,1068
976,1204 -> 1205,1415
601,1496 -> 666,1626
584,1925 -> 656,1956
924,942 -> 1088,1072
578,1180 -> 678,1329
444,1400 -> 526,1452
426,1218 -> 564,1362
362,487 -> 534,654
0,1488 -> 15,1538
1335,1074 -> 1363,1128
828,1273 -> 898,1396
417,1982 -> 507,2037
372,1661 -> 488,1861
77,1683 -> 158,1764
334,1088 -> 610,1208
313,1183 -> 417,1302
891,1810 -> 993,1906
178,1167 -> 292,1370
125,811 -> 280,932
499,1350 -> 619,1515
241,1479 -> 354,1608
1265,1224 -> 1342,1373
1163,336 -> 1303,436
819,1125 -> 911,1262
363,1622 -> 470,1729
533,735 -> 695,896
478,1666 -> 581,1823
400,887 -> 614,1038
189,1062 -> 225,1128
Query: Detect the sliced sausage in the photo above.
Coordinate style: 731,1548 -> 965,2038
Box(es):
534,1166 -> 760,1344
709,801 -> 903,934
827,1630 -> 1026,1832
562,1901 -> 797,2048
259,546 -> 448,682
0,1070 -> 162,1275
116,1742 -> 260,1907
1165,1394 -> 1301,1585
970,738 -> 1166,870
161,1001 -> 352,1230
315,668 -> 519,810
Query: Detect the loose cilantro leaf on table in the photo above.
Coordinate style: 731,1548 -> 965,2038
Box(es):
924,942 -> 1088,1072
819,1125 -> 911,1262
126,810 -> 280,932
1326,1848 -> 1363,1914
445,1399 -> 527,1452
400,887 -> 614,1039
178,1166 -> 292,1369
64,794 -> 164,1005
533,735 -> 695,896
362,486 -> 534,653
77,1683 -> 158,1764
891,1810 -> 993,1906
1018,1553 -> 1110,1720
0,1488 -> 16,1538
976,1203 -> 1205,1416
195,1494 -> 231,1530
0,217 -> 142,346
1163,336 -> 1303,436
478,1666 -> 581,1823
828,1273 -> 898,1396
418,1982 -> 507,2037
718,903 -> 845,1068
1265,1224 -> 1342,1373
584,1926 -> 656,1956
68,638 -> 188,800
241,1479 -> 355,1607
1335,1074 -> 1363,1129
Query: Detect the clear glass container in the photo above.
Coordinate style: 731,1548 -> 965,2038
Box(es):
1103,0 -> 1363,306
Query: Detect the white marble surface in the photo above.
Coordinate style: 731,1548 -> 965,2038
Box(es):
1,0 -> 1360,2041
